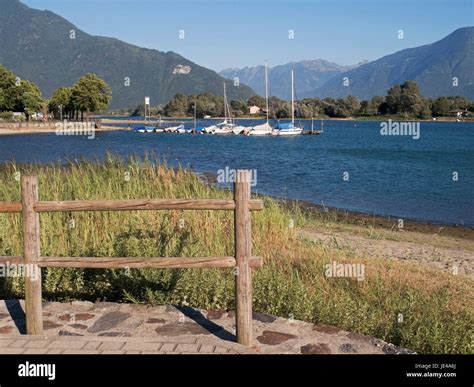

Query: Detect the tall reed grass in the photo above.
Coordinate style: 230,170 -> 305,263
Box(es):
0,155 -> 472,353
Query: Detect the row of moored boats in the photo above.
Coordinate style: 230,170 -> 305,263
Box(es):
134,120 -> 303,136
135,67 -> 309,136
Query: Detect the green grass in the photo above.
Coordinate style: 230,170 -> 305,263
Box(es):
0,155 -> 472,354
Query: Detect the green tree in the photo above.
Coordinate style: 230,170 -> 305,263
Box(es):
385,84 -> 402,114
0,65 -> 18,111
247,95 -> 266,109
71,73 -> 112,120
399,80 -> 424,116
13,80 -> 44,121
344,95 -> 361,115
163,93 -> 188,117
384,81 -> 430,118
431,97 -> 453,116
49,87 -> 73,119
370,96 -> 384,115
230,99 -> 247,116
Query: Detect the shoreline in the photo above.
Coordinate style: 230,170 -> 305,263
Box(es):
284,197 -> 474,239
198,171 -> 473,238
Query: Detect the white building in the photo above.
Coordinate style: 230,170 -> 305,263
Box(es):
249,105 -> 261,115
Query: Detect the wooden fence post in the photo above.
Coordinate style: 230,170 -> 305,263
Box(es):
234,170 -> 253,346
21,175 -> 43,335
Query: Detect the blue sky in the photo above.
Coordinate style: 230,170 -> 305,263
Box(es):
23,0 -> 473,71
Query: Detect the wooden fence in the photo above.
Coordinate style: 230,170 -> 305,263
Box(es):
0,170 -> 263,347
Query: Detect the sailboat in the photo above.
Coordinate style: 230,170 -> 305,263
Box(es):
272,70 -> 303,136
204,83 -> 236,135
249,61 -> 272,136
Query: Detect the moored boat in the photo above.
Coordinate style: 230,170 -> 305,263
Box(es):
204,84 -> 237,135
272,122 -> 303,136
249,122 -> 273,136
249,61 -> 272,136
272,70 -> 303,136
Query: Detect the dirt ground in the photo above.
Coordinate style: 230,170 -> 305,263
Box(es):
299,228 -> 474,278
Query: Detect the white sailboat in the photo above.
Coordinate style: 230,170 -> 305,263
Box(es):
249,61 -> 272,136
272,69 -> 303,136
205,83 -> 235,134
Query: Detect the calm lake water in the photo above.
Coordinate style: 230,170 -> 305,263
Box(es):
1,119 -> 473,226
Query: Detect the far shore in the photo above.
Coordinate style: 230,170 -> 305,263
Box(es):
98,115 -> 474,122
1,115 -> 472,136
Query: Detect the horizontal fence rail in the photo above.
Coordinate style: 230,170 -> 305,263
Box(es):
0,198 -> 264,213
0,171 -> 262,347
38,256 -> 263,269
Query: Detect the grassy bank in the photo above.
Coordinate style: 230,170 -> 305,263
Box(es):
0,156 -> 472,354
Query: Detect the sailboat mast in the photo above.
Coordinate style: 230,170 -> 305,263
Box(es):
144,96 -> 147,122
193,102 -> 197,131
265,60 -> 269,123
223,83 -> 227,121
291,70 -> 295,125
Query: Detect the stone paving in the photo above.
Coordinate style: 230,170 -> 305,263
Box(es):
0,335 -> 251,354
0,300 -> 415,354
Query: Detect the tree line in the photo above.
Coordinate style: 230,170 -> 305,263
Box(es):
137,80 -> 473,119
0,65 -> 111,121
1,64 -> 472,121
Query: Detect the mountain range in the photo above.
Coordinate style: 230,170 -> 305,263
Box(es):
0,0 -> 254,109
1,0 -> 472,109
221,27 -> 474,101
314,27 -> 474,100
220,60 -> 366,100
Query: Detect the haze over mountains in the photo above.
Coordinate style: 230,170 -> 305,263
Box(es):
0,0 -> 254,109
221,27 -> 474,101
